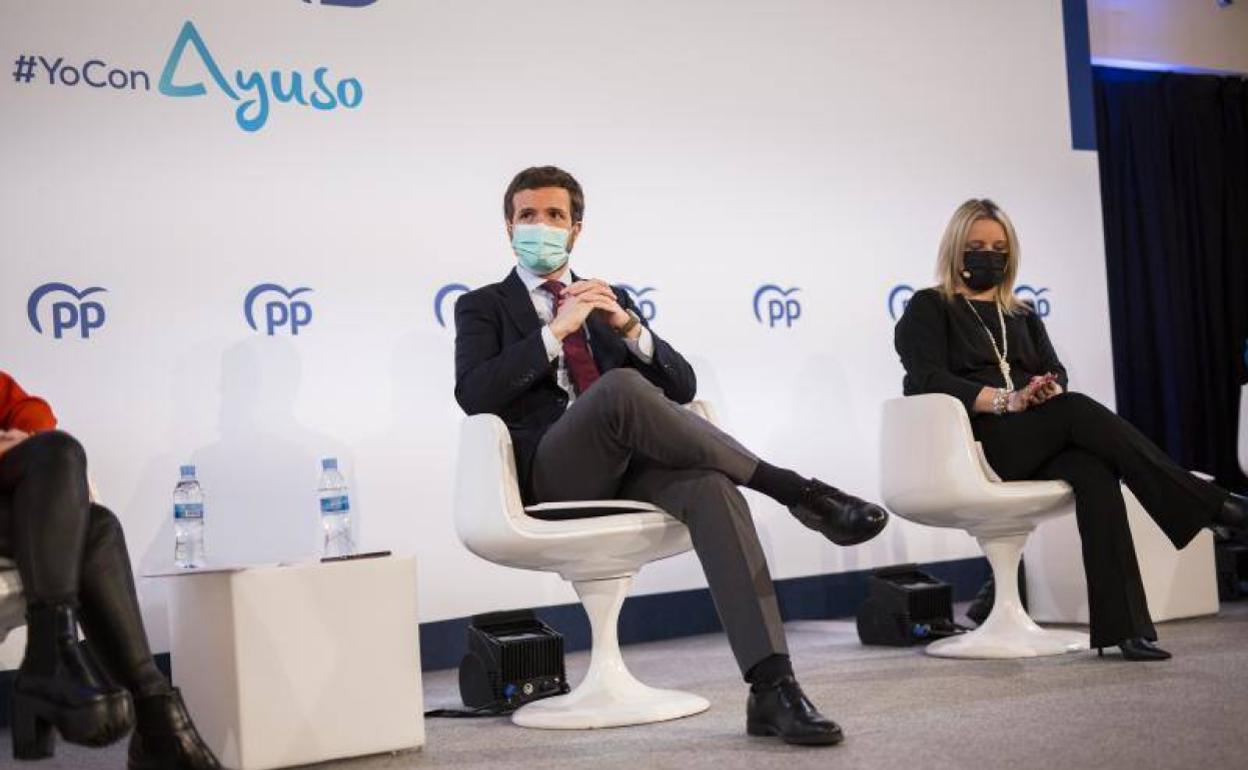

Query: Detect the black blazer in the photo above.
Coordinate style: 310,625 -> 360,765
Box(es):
453,268 -> 697,502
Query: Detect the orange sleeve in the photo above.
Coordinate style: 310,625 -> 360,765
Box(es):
0,371 -> 58,433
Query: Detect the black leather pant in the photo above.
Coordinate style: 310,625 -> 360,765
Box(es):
0,431 -> 167,697
972,392 -> 1228,647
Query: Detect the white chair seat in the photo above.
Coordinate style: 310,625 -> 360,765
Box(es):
485,506 -> 690,582
881,394 -> 1088,659
454,405 -> 717,729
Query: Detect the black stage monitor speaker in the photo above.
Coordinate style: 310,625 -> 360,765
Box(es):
856,564 -> 965,646
458,609 -> 570,711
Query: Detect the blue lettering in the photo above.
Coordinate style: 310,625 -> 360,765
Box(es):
767,299 -> 786,326
289,301 -> 313,335
233,70 -> 270,132
159,20 -> 238,100
271,71 -> 308,105
309,67 -> 337,110
264,302 -> 289,335
51,302 -> 78,339
337,78 -> 363,108
80,302 -> 106,337
785,299 -> 801,326
157,20 -> 363,131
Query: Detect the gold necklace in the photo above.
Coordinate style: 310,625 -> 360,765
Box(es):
962,295 -> 1012,392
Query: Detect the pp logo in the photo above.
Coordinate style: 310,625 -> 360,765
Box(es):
27,283 -> 107,339
753,285 -> 801,328
245,284 -> 314,336
1014,285 -> 1052,317
888,284 -> 915,321
434,283 -> 471,328
617,285 -> 657,322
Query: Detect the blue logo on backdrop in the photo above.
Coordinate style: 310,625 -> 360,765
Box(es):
11,21 -> 363,133
302,0 -> 378,6
434,283 -> 471,328
753,285 -> 802,328
888,284 -> 915,321
245,284 -> 314,336
886,283 -> 1054,320
1013,285 -> 1052,318
617,285 -> 658,322
158,21 -> 363,132
27,283 -> 108,339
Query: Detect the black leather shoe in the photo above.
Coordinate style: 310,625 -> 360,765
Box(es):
1097,637 -> 1172,661
128,689 -> 222,770
746,675 -> 844,746
11,604 -> 134,759
789,479 -> 888,546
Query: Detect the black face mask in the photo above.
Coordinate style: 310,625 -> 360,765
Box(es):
960,250 -> 1008,291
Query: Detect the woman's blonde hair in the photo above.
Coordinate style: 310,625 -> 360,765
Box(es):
935,198 -> 1024,314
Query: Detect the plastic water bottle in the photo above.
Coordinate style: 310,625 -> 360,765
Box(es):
319,457 -> 355,558
173,465 -> 205,569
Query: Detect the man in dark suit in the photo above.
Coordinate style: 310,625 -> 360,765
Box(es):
453,166 -> 888,746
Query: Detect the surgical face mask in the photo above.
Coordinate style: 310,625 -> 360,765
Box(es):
960,250 -> 1008,291
511,223 -> 570,275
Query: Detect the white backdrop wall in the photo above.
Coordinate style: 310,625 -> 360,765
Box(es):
0,0 -> 1112,662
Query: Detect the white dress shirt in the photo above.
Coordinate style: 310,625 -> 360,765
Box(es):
516,264 -> 655,405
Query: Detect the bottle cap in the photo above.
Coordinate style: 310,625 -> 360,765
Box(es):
321,457 -> 338,470
180,465 -> 196,478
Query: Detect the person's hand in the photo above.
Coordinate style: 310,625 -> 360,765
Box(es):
1027,373 -> 1064,405
0,429 -> 30,459
548,281 -> 620,340
564,279 -> 632,329
1007,378 -> 1046,413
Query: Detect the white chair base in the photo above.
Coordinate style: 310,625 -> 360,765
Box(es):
929,534 -> 1088,659
513,576 -> 710,730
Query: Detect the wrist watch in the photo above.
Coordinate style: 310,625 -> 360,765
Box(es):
616,311 -> 641,336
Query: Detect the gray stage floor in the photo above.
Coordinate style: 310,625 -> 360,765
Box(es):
3,601 -> 1246,770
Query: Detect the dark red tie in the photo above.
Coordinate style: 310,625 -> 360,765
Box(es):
541,280 -> 601,395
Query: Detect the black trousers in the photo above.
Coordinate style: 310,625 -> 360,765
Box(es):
0,430 -> 167,697
972,392 -> 1227,647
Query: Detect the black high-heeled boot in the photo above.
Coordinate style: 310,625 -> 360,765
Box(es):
128,689 -> 222,770
1096,637 -> 1172,661
10,603 -> 135,759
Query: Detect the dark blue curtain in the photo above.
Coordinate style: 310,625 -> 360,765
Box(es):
1094,66 -> 1248,492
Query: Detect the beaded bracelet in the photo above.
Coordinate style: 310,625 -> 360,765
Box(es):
992,388 -> 1009,416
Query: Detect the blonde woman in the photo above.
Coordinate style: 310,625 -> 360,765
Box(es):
893,198 -> 1246,661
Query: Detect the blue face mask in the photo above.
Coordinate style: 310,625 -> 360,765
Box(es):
511,223 -> 570,275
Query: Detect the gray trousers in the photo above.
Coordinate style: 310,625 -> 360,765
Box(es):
532,368 -> 789,676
